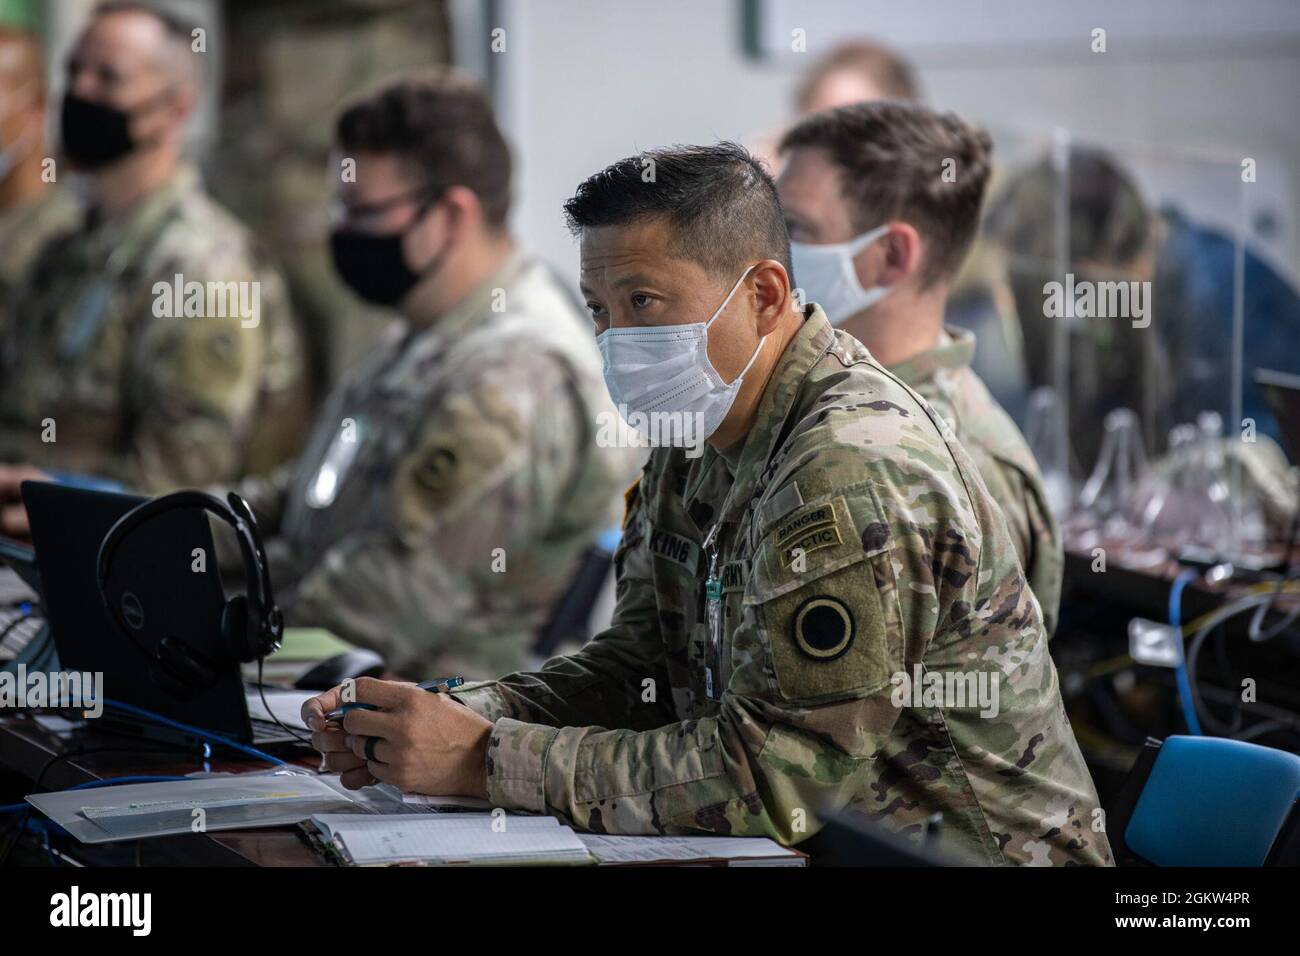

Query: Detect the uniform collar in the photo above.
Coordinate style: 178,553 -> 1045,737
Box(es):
888,325 -> 976,388
682,304 -> 835,514
82,163 -> 197,254
379,250 -> 529,389
423,248 -> 528,343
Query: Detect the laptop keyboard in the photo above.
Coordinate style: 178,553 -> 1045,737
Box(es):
0,606 -> 45,661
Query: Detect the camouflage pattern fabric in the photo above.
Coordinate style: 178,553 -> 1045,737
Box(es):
890,326 -> 1063,636
0,185 -> 78,336
0,164 -> 306,489
235,254 -> 640,680
454,305 -> 1112,866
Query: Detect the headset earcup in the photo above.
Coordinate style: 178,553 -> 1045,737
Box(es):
221,595 -> 258,663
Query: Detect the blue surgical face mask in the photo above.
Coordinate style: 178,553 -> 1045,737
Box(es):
790,224 -> 892,325
597,266 -> 762,445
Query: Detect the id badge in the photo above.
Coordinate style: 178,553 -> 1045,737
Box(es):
305,416 -> 364,508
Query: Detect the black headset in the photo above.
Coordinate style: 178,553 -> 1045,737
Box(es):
96,490 -> 283,698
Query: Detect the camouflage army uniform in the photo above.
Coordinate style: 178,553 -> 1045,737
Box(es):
235,253 -> 639,680
455,305 -> 1111,866
0,164 -> 306,489
890,326 -> 1063,636
0,186 -> 79,335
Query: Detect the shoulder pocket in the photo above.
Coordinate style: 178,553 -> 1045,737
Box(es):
747,495 -> 900,702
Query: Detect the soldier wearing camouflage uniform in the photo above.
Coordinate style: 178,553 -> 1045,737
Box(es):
777,100 -> 1063,634
0,3 -> 305,490
890,329 -> 1063,635
240,253 -> 634,679
235,71 -> 637,680
303,143 -> 1111,866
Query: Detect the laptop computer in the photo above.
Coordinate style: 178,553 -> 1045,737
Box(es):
21,481 -> 303,750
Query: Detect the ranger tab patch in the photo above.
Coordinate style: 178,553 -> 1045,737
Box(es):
773,500 -> 843,569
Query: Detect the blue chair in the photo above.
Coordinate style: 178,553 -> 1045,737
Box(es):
1111,735 -> 1300,866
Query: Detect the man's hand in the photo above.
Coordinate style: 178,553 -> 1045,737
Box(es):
302,677 -> 493,797
0,464 -> 49,541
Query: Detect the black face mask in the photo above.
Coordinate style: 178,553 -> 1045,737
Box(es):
330,213 -> 445,308
60,92 -> 139,170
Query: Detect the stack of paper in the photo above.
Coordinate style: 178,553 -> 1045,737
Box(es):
308,812 -> 593,866
578,834 -> 806,866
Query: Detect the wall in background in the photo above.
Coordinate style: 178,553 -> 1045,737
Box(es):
488,0 -> 1300,289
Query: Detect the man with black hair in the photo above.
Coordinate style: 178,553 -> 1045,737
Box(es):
776,100 -> 1062,636
305,141 -> 1111,866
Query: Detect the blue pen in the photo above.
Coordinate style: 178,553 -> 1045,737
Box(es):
323,676 -> 464,722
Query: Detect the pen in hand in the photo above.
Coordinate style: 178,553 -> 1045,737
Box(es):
323,676 -> 464,722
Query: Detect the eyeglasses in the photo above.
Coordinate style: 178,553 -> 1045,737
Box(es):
328,183 -> 446,232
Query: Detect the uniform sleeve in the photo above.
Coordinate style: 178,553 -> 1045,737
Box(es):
453,466 -> 677,729
479,482 -> 932,845
1018,468 -> 1063,638
109,265 -> 269,492
972,445 -> 1064,639
283,353 -> 593,676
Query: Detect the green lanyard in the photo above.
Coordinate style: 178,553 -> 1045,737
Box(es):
701,521 -> 724,701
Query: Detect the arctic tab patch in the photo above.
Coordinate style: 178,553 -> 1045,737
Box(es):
779,523 -> 842,568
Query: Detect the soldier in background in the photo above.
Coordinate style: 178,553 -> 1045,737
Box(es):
0,1 -> 307,501
751,38 -> 920,176
776,101 -> 1063,636
304,142 -> 1111,866
0,16 -> 78,334
209,0 -> 453,394
229,70 -> 638,680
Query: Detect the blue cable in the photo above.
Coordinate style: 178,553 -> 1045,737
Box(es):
1168,569 -> 1204,735
103,698 -> 286,766
0,701 -> 287,813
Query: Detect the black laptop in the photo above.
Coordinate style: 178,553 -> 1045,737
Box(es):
21,481 -> 302,749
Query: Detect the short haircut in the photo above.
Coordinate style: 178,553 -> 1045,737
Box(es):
336,68 -> 512,232
780,100 -> 992,287
797,39 -> 920,110
90,1 -> 200,90
563,141 -> 792,281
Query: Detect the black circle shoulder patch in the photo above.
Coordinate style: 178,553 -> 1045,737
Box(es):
414,447 -> 458,493
792,595 -> 855,661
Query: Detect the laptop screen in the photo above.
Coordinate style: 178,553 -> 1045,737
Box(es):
22,481 -> 254,742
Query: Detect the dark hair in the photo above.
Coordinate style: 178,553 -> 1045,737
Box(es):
780,100 -> 992,286
797,39 -> 920,110
563,141 -> 792,281
985,146 -> 1151,266
336,68 -> 512,232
